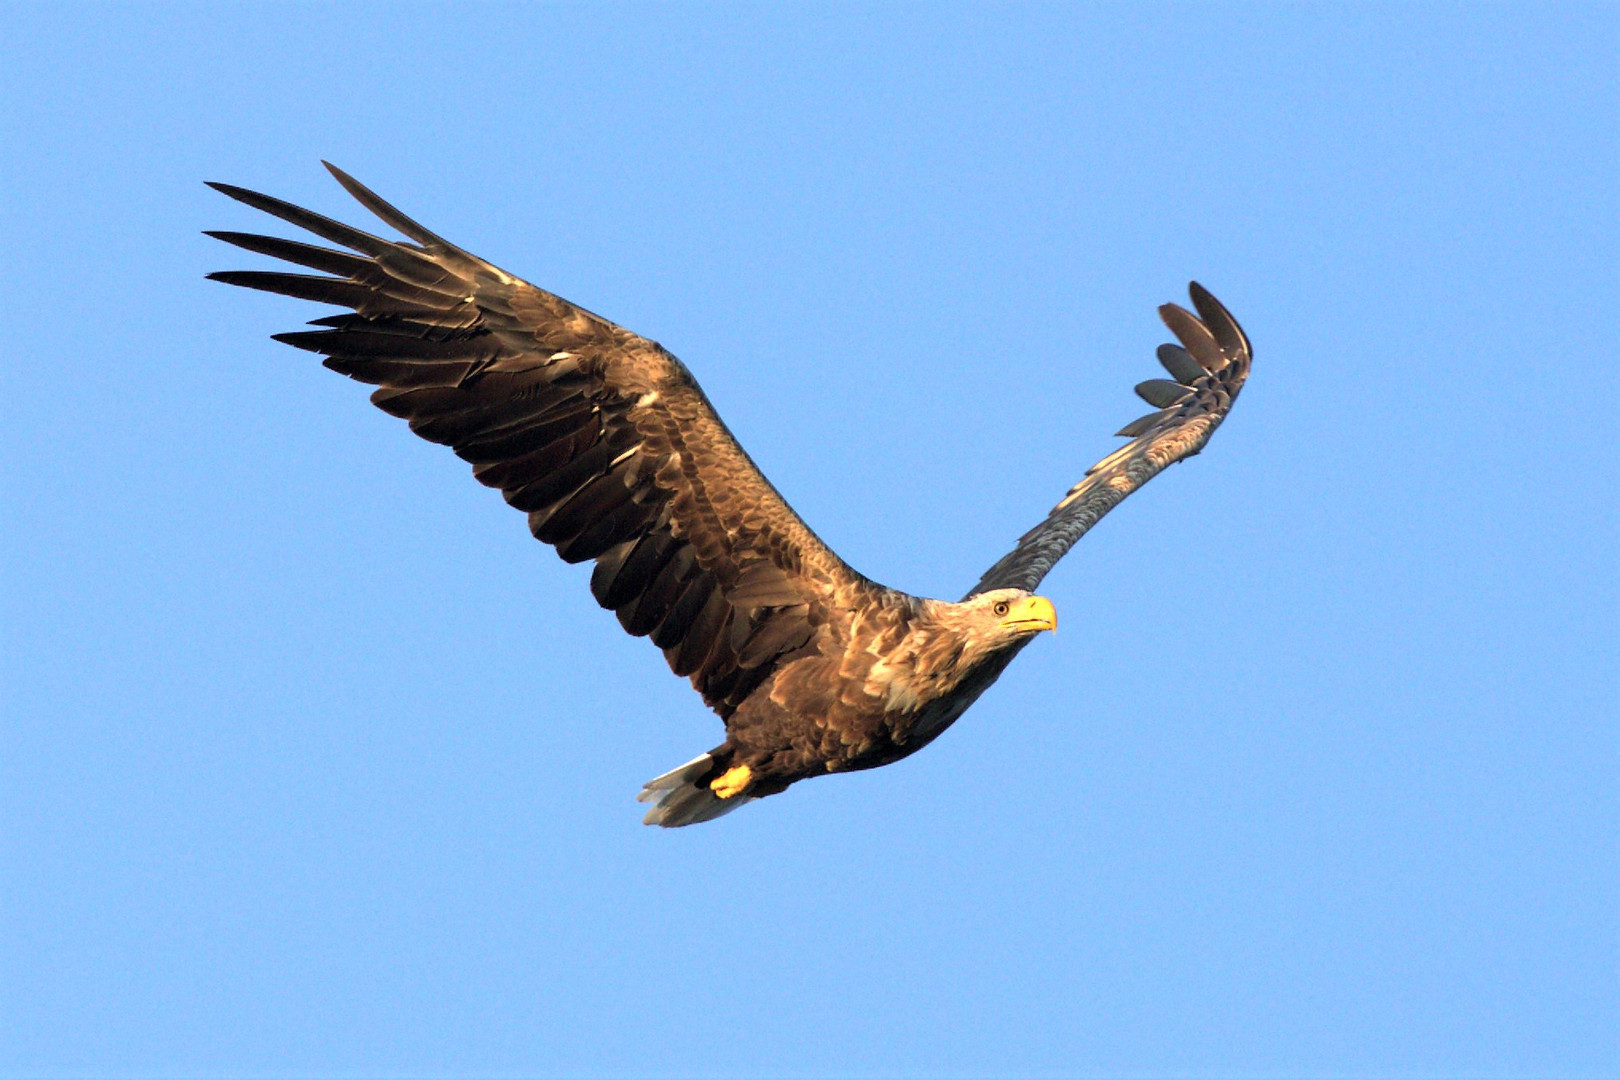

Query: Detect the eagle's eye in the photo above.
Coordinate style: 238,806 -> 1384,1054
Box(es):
992,600 -> 1010,617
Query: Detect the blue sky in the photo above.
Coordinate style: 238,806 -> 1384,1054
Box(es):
3,3 -> 1615,1077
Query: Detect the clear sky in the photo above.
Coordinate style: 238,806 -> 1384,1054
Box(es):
3,3 -> 1615,1078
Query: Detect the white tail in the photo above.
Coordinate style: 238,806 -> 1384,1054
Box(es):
637,753 -> 754,827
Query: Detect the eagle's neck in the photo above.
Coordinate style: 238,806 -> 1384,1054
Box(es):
855,598 -> 1021,713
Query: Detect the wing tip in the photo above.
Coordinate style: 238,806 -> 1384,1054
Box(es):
321,159 -> 363,196
204,179 -> 258,205
1184,280 -> 1252,363
318,160 -> 458,252
1158,281 -> 1252,375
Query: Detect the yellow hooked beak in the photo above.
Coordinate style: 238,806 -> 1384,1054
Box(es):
1001,595 -> 1058,633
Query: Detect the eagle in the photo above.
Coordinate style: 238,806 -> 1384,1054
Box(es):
208,164 -> 1252,827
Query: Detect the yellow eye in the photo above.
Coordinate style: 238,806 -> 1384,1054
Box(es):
993,601 -> 1010,617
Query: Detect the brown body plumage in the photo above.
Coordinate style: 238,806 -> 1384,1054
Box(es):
209,164 -> 1252,826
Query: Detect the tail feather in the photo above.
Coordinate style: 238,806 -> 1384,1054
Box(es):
637,753 -> 753,827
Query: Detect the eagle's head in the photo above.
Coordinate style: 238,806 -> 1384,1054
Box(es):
915,588 -> 1058,672
957,587 -> 1058,641
875,589 -> 1058,711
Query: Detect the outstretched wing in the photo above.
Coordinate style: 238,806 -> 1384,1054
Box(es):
209,163 -> 866,717
966,283 -> 1251,598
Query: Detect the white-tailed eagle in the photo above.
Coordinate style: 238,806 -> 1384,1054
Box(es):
209,164 -> 1252,826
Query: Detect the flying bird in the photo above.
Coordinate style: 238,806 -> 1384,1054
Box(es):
208,164 -> 1252,826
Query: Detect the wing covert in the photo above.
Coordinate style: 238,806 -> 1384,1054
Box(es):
966,283 -> 1251,598
209,164 -> 866,717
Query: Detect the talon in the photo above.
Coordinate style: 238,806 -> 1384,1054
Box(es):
710,765 -> 752,799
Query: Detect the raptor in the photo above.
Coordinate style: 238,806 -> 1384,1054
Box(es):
209,164 -> 1252,826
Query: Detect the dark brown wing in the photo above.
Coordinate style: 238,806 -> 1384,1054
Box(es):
208,163 -> 868,717
966,283 -> 1251,598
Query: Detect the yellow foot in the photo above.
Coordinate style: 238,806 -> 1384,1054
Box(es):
710,765 -> 752,799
